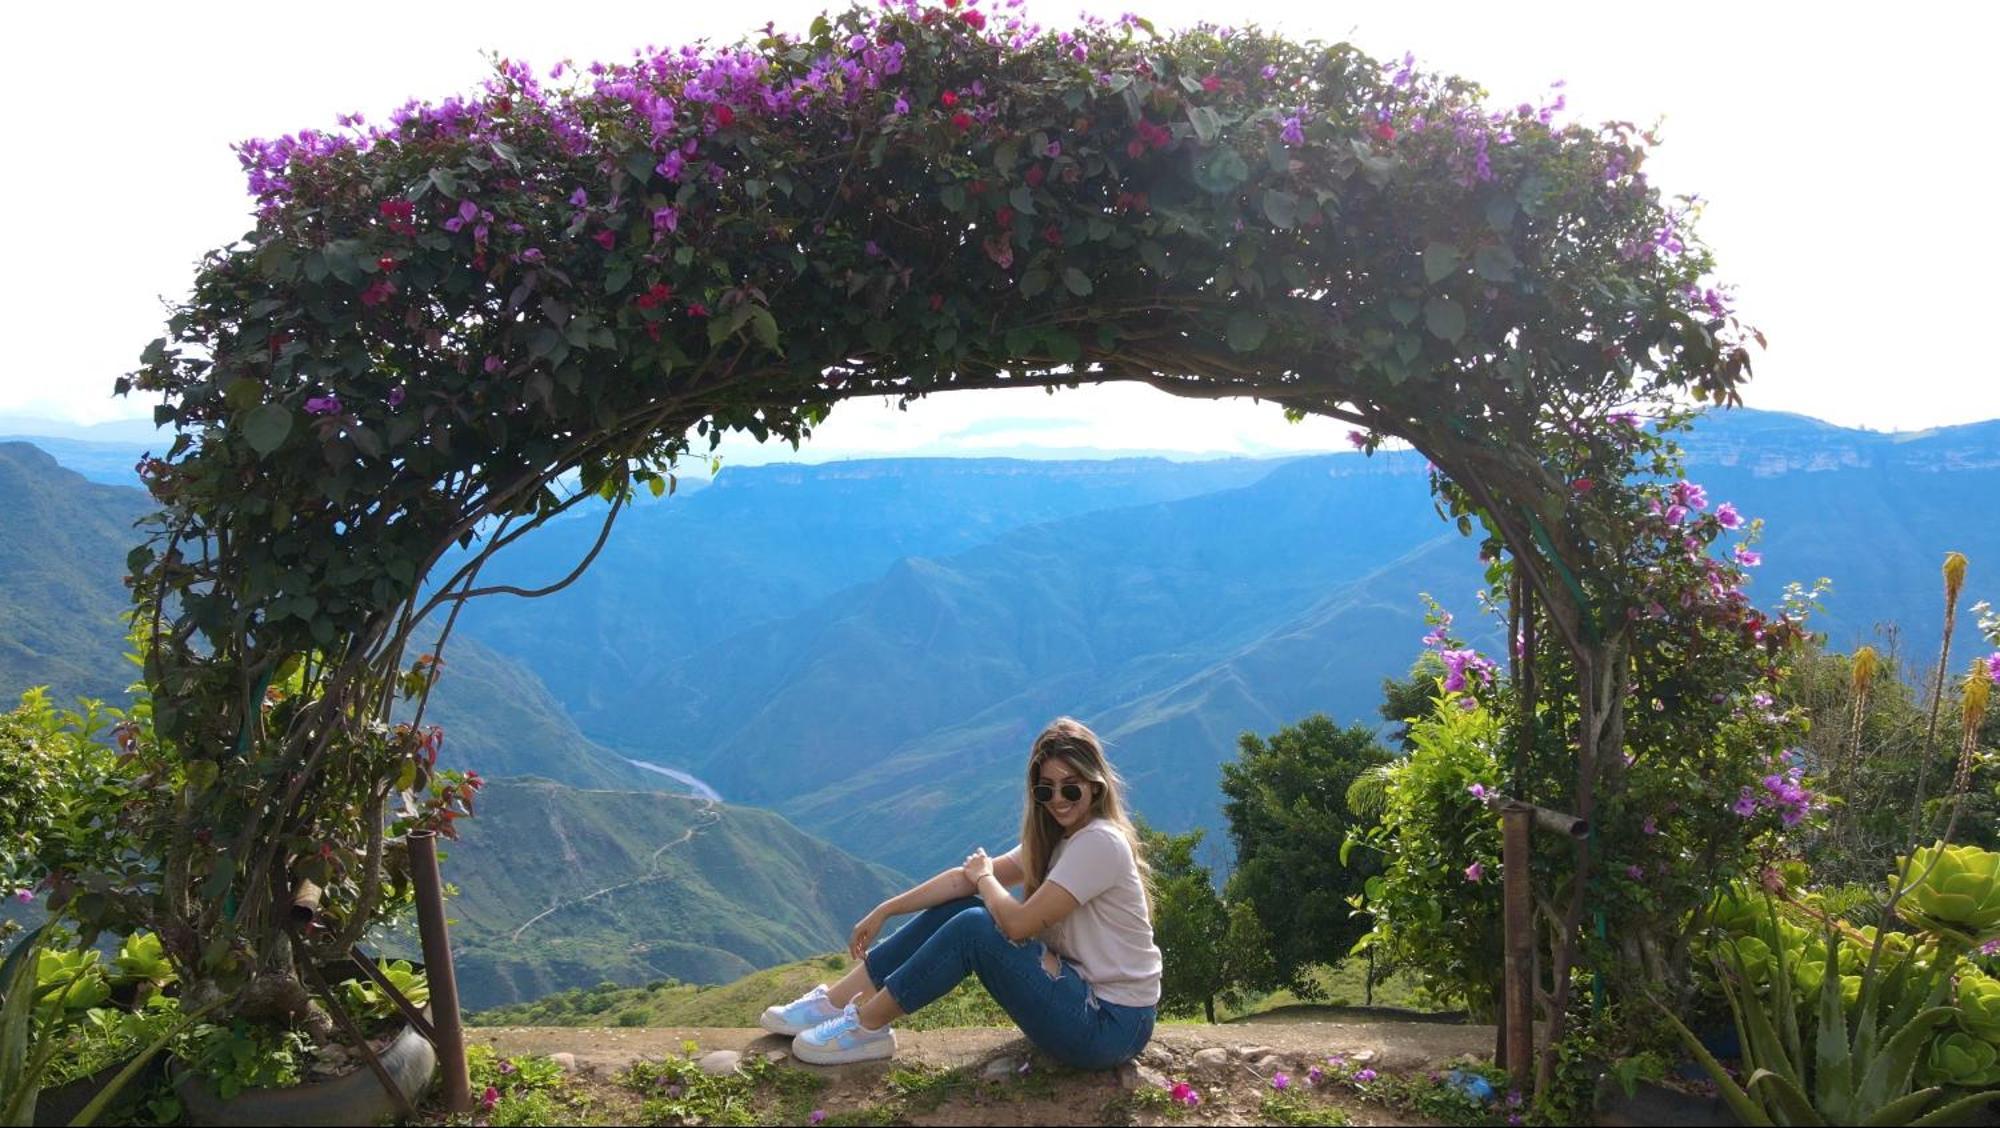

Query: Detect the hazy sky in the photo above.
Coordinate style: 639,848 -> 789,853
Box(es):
6,2 -> 1991,461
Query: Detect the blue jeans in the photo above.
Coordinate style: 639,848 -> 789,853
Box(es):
863,897 -> 1155,1070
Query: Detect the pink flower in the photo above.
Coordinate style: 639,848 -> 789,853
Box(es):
12,889 -> 31,903
480,1086 -> 500,1111
1169,1080 -> 1201,1108
1465,861 -> 1485,883
1734,545 -> 1762,567
1467,783 -> 1488,801
809,1112 -> 827,1125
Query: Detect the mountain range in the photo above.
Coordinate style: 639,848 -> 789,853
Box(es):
9,410 -> 2000,999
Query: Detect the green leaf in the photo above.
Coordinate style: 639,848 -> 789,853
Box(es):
604,261 -> 632,295
1484,194 -> 1517,232
939,184 -> 967,213
1472,245 -> 1518,283
1657,1002 -> 1777,1127
1008,185 -> 1037,217
1187,105 -> 1221,145
427,168 -> 459,198
1019,270 -> 1051,298
241,404 -> 293,456
1044,331 -> 1081,365
1261,189 -> 1300,229
1907,1090 -> 2000,1127
1139,241 -> 1171,276
1422,242 -> 1461,284
1395,335 -> 1421,364
1193,149 -> 1249,194
1862,1089 -> 1942,1125
1225,311 -> 1268,353
1745,1070 -> 1826,1127
624,149 -> 656,183
748,307 -> 782,353
934,325 -> 958,351
1423,296 -> 1466,342
1388,297 -> 1419,326
1062,267 -> 1094,296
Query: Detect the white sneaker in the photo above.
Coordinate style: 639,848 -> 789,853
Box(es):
791,1002 -> 897,1065
759,984 -> 842,1036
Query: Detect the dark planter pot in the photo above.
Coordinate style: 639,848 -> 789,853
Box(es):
172,1017 -> 436,1128
1592,1075 -> 1736,1127
34,1056 -> 156,1127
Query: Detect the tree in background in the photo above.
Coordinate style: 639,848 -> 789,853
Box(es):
1139,822 -> 1273,1023
1219,715 -> 1391,999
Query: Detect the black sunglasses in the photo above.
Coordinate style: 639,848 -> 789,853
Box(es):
1033,782 -> 1093,804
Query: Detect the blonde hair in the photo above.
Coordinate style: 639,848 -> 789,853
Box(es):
1018,717 -> 1151,909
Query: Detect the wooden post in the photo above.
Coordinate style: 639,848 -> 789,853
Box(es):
1501,803 -> 1534,1091
410,830 -> 472,1114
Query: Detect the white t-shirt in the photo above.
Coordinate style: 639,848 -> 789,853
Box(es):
1001,821 -> 1162,1007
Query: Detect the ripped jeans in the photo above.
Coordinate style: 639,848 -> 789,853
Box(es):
864,896 -> 1154,1070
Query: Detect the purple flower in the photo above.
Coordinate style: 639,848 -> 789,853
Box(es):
1982,938 -> 2000,957
1465,861 -> 1484,883
1673,480 -> 1709,511
1307,1066 -> 1323,1085
569,188 -> 588,208
483,355 -> 504,374
519,247 -> 544,264
652,206 -> 679,235
496,1059 -> 517,1075
12,889 -> 31,903
1642,816 -> 1658,836
1732,789 -> 1758,817
810,1112 -> 827,1125
1355,1068 -> 1378,1083
1468,783 -> 1488,801
1714,502 -> 1743,529
892,95 -> 910,115
1280,116 -> 1304,146
1986,652 -> 2000,686
1626,865 -> 1645,880
1734,545 -> 1762,567
305,394 -> 343,416
1272,1072 -> 1290,1090
1346,429 -> 1368,449
387,387 -> 406,408
1044,140 -> 1061,158
1261,64 -> 1278,80
865,240 -> 882,257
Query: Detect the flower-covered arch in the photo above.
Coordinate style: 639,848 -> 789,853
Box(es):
112,0 -> 1757,1082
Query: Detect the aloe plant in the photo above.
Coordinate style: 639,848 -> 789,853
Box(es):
3,925 -> 221,1127
1662,906 -> 2000,1126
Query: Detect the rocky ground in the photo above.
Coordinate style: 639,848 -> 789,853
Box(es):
468,1020 -> 1502,1126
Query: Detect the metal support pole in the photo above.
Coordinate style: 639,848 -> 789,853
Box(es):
410,830 -> 472,1114
1501,803 -> 1535,1092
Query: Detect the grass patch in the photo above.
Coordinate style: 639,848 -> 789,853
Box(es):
886,1062 -> 977,1112
622,1048 -> 827,1127
1259,1091 -> 1353,1126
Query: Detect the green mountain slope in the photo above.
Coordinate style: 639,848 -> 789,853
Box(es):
436,779 -> 906,1009
0,443 -> 150,705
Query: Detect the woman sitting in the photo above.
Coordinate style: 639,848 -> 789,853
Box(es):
760,717 -> 1160,1069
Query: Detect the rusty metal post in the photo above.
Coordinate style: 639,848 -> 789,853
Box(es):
1501,803 -> 1535,1092
410,830 -> 472,1114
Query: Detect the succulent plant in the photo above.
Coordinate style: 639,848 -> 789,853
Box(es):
1894,844 -> 2000,934
1957,970 -> 2000,1045
1924,1031 -> 2000,1089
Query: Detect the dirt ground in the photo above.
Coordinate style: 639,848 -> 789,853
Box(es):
470,1020 -> 1499,1126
